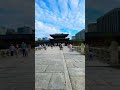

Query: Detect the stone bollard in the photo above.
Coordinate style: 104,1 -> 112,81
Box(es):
80,43 -> 85,54
109,41 -> 119,65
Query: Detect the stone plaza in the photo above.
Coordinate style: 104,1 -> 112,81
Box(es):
35,46 -> 85,90
0,50 -> 35,90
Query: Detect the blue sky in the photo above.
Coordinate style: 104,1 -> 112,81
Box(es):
0,0 -> 119,35
35,0 -> 85,38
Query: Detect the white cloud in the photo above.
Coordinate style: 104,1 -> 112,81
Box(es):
35,20 -> 61,38
35,0 -> 85,38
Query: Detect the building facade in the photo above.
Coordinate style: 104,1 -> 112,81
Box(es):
0,34 -> 34,49
75,29 -> 85,41
97,8 -> 120,32
17,26 -> 33,34
42,37 -> 48,40
6,28 -> 16,34
50,34 -> 69,46
72,36 -> 76,40
87,22 -> 97,32
86,8 -> 120,47
0,26 -> 7,35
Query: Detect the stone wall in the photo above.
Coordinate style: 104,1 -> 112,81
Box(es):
86,41 -> 120,65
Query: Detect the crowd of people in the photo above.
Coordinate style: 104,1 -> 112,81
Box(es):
1,42 -> 31,57
36,44 -> 47,50
36,43 -> 75,51
37,43 -> 64,50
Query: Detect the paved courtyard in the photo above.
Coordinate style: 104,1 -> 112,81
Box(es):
0,50 -> 35,90
35,46 -> 85,90
86,58 -> 120,90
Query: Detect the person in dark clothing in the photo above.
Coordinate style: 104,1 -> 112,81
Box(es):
43,44 -> 47,50
59,44 -> 63,50
21,42 -> 27,57
51,45 -> 53,49
89,49 -> 93,60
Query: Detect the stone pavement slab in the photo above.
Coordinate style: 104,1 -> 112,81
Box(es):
68,68 -> 85,77
35,47 -> 66,90
48,73 -> 66,89
46,65 -> 64,73
63,47 -> 85,90
35,46 -> 85,90
70,76 -> 85,90
86,65 -> 120,90
0,50 -> 35,90
35,65 -> 48,73
35,73 -> 52,89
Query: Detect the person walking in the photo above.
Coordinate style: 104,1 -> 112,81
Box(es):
67,44 -> 70,48
59,43 -> 63,50
69,44 -> 73,51
9,44 -> 15,56
21,42 -> 27,57
39,44 -> 42,50
51,45 -> 53,49
89,49 -> 93,60
43,44 -> 47,50
15,44 -> 19,57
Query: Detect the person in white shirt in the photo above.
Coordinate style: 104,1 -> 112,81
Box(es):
9,44 -> 15,56
69,44 -> 73,51
39,44 -> 42,50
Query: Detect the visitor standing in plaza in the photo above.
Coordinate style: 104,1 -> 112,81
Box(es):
43,44 -> 47,50
69,44 -> 73,51
51,45 -> 53,49
9,44 -> 15,56
89,49 -> 93,60
67,44 -> 70,48
21,42 -> 27,57
15,44 -> 19,57
39,44 -> 42,50
59,43 -> 61,49
59,43 -> 63,50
